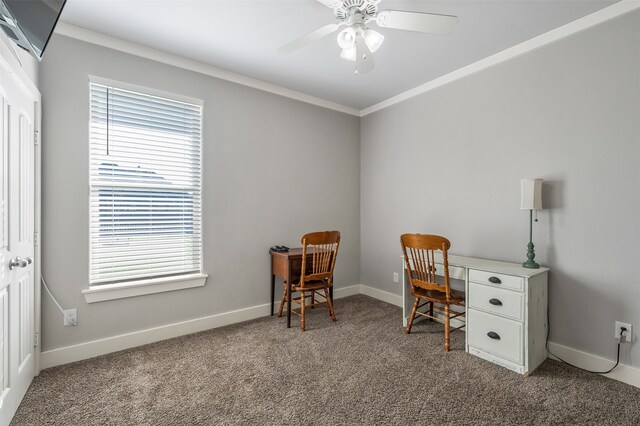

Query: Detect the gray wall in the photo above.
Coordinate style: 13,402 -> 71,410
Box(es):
39,35 -> 360,351
361,11 -> 640,367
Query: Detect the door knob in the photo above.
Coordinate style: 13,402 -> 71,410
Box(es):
9,256 -> 32,270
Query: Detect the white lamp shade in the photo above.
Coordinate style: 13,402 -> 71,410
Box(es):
340,46 -> 357,61
520,179 -> 543,210
337,27 -> 357,49
363,29 -> 384,53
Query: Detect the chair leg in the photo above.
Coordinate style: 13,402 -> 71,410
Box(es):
405,297 -> 420,334
324,288 -> 336,322
311,291 -> 315,309
444,304 -> 450,352
429,301 -> 434,321
300,291 -> 306,332
277,283 -> 287,318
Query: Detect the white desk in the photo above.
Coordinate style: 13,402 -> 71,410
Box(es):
402,253 -> 549,375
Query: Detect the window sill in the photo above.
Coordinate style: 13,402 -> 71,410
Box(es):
82,273 -> 208,303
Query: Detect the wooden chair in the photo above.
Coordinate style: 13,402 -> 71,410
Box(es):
277,231 -> 340,331
400,234 -> 465,351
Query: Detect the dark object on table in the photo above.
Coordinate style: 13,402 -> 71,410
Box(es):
270,245 -> 290,253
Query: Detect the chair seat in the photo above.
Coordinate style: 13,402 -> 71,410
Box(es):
411,287 -> 465,305
291,279 -> 329,291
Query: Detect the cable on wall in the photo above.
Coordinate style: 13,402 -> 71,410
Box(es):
546,309 -> 623,374
41,275 -> 76,326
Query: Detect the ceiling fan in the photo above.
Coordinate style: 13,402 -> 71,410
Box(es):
277,0 -> 458,75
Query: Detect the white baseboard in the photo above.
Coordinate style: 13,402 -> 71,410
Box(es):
41,284 -> 361,370
360,284 -> 403,307
547,341 -> 640,388
333,284 -> 362,299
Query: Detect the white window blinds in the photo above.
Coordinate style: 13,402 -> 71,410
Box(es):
89,81 -> 203,285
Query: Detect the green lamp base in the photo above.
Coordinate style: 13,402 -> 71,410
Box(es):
523,241 -> 540,269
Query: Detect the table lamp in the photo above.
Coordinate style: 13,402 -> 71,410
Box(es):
521,179 -> 542,269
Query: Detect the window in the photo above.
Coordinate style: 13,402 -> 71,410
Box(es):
89,79 -> 203,286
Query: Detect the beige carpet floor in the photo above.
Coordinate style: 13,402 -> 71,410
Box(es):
12,295 -> 640,425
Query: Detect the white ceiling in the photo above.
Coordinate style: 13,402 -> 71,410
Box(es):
59,0 -> 617,110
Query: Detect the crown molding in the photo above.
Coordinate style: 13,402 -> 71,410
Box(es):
56,0 -> 640,119
360,0 -> 640,116
54,22 -> 360,117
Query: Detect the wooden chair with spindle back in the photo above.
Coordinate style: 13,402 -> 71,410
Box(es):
400,234 -> 465,351
277,231 -> 340,331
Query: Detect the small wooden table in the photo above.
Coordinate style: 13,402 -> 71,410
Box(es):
270,248 -> 333,328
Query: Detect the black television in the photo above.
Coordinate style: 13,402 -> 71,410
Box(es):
0,0 -> 66,60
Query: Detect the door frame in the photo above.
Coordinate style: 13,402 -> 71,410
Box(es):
0,38 -> 41,377
33,98 -> 41,374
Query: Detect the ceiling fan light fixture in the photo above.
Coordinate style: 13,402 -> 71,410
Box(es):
337,27 -> 357,49
340,46 -> 357,61
278,0 -> 459,75
363,28 -> 384,53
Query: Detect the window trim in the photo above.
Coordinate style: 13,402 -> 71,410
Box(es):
82,273 -> 208,303
88,75 -> 204,107
87,75 -> 205,296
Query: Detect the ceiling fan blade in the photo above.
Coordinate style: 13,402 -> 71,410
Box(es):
277,23 -> 341,54
315,0 -> 341,8
355,35 -> 374,74
376,10 -> 458,35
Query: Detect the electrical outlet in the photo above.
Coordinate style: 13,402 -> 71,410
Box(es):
615,321 -> 632,343
63,309 -> 77,327
393,272 -> 399,283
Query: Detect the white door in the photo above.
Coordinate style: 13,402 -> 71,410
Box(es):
0,61 -> 36,425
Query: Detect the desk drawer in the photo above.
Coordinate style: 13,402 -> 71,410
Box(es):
272,255 -> 312,281
468,283 -> 524,321
469,269 -> 524,292
434,263 -> 466,280
468,309 -> 523,364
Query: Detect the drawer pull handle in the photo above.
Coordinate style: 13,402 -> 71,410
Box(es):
488,276 -> 502,284
489,298 -> 503,306
487,331 -> 501,340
